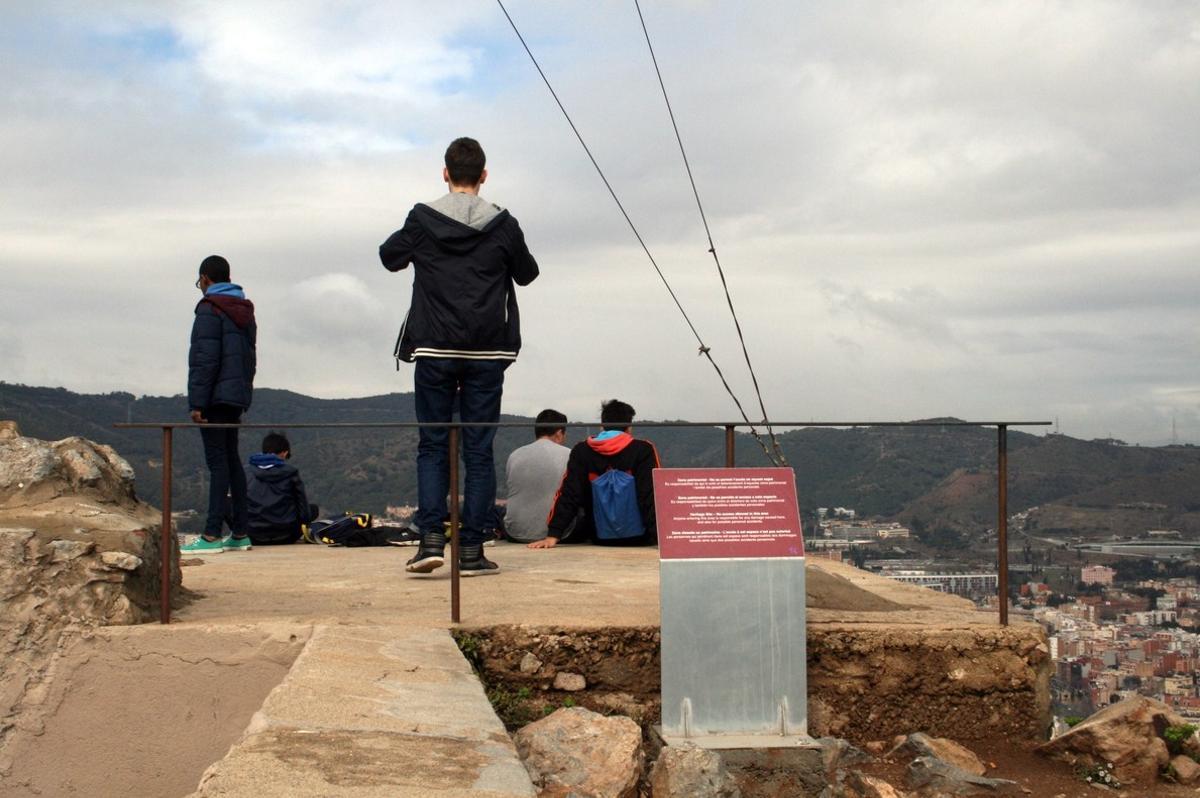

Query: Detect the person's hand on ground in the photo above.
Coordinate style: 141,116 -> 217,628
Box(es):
528,537 -> 559,549
189,410 -> 205,424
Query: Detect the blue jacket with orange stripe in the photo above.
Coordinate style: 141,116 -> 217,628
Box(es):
545,432 -> 660,545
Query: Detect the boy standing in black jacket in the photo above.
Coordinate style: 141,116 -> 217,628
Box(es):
183,255 -> 257,555
380,137 -> 539,577
246,432 -> 318,545
530,399 -> 660,549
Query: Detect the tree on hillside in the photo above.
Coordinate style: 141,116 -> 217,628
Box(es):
918,524 -> 965,550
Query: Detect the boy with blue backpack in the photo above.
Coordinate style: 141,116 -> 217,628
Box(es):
529,399 -> 659,549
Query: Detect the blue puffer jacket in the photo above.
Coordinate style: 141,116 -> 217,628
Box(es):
187,284 -> 257,411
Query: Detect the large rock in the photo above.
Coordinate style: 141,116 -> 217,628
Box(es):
889,733 -> 986,776
649,744 -> 740,798
1170,754 -> 1200,785
0,426 -> 137,510
844,770 -> 908,798
906,757 -> 1022,795
0,422 -> 175,624
514,707 -> 643,798
0,423 -> 180,758
1036,696 -> 1182,785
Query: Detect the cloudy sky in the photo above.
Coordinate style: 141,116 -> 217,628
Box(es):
2,1 -> 1197,444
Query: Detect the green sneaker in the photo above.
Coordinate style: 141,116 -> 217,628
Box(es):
223,535 -> 253,552
181,536 -> 224,554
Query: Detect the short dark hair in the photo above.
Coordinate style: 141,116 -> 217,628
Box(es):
445,137 -> 486,186
600,399 -> 635,431
534,409 -> 568,440
199,255 -> 230,283
262,432 -> 290,455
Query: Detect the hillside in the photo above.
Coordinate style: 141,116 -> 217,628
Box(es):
3,382 -> 1196,537
898,434 -> 1200,543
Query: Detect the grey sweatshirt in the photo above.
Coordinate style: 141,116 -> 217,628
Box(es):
504,437 -> 571,542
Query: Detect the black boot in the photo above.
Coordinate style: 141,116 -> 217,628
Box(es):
406,530 -> 446,573
460,543 -> 499,577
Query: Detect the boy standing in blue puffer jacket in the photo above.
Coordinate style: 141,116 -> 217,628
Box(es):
183,254 -> 257,554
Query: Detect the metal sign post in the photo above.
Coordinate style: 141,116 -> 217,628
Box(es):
655,467 -> 811,748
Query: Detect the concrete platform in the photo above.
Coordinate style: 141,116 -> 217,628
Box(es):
189,625 -> 534,797
175,542 -> 997,629
167,544 -> 1041,794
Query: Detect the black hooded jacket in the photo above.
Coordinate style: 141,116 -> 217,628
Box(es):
380,201 -> 538,361
546,432 -> 660,546
246,453 -> 311,539
187,291 -> 257,411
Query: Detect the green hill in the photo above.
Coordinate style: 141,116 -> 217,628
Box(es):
3,382 -> 1197,538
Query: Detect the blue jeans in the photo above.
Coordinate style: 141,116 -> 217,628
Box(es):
413,358 -> 508,546
200,404 -> 247,538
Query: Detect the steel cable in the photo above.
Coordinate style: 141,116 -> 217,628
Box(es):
633,0 -> 788,467
495,0 -> 781,465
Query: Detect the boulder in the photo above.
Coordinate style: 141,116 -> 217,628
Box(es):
514,707 -> 643,798
889,733 -> 985,776
0,425 -> 137,510
906,757 -> 1022,795
649,744 -> 740,798
553,671 -> 586,691
844,770 -> 908,798
817,736 -> 872,776
1036,696 -> 1182,785
520,651 -> 543,674
1170,754 -> 1200,785
0,423 -> 173,626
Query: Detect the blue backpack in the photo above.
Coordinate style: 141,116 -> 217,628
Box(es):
590,468 -> 645,540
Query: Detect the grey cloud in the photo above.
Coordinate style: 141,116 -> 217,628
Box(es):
1,1 -> 1198,444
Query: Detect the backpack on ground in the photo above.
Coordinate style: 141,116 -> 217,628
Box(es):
306,512 -> 375,547
590,468 -> 645,541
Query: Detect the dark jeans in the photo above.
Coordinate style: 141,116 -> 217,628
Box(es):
236,503 -> 319,545
200,405 -> 246,538
413,357 -> 507,546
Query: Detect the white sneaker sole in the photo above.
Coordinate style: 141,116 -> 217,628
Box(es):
460,567 -> 500,577
406,556 -> 445,574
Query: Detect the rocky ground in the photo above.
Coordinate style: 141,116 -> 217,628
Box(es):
0,421 -> 183,787
507,698 -> 1200,796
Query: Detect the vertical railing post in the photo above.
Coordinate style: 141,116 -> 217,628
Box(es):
724,425 -> 736,468
449,425 -> 461,623
160,426 -> 173,624
998,424 -> 1009,626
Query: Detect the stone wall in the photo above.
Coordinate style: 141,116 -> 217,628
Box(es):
808,625 -> 1051,742
460,622 -> 1051,745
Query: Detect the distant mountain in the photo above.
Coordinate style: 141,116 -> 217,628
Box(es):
3,382 -> 1197,538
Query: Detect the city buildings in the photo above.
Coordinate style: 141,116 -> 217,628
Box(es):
1081,565 -> 1115,586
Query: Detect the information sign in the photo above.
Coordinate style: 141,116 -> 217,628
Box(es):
654,468 -> 804,560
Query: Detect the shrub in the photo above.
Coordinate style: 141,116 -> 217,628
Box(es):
1164,724 -> 1196,756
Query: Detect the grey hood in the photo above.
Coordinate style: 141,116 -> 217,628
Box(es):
426,192 -> 503,230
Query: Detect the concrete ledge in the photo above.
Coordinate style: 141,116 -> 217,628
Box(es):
190,626 -> 534,797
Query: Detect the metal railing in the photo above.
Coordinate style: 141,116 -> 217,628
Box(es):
114,419 -> 1050,625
